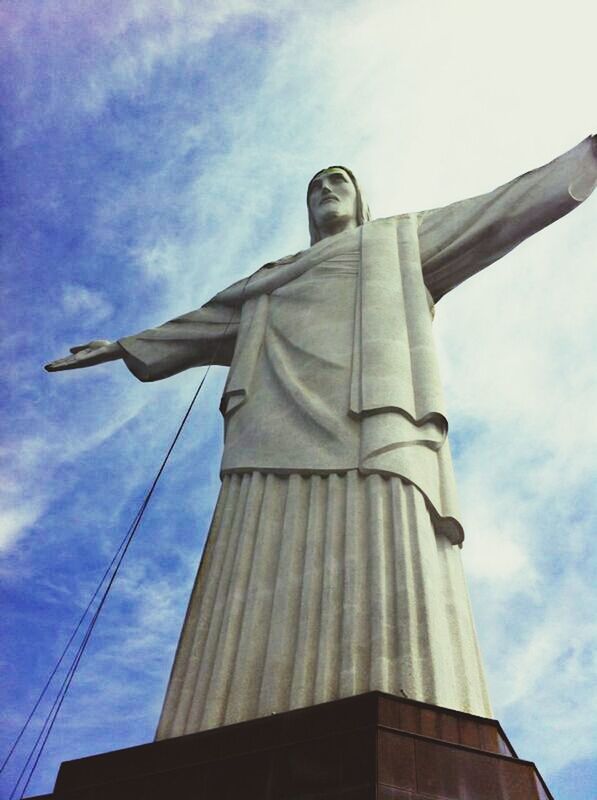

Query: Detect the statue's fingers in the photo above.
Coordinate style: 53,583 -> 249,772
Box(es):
44,354 -> 79,371
44,359 -> 67,371
70,344 -> 91,354
44,360 -> 65,372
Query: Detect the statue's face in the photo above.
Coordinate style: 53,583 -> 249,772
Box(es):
308,168 -> 358,233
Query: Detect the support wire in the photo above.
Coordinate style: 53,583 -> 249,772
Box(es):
10,364 -> 213,800
3,284 -> 247,799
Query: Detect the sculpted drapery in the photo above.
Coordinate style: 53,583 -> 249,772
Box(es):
116,138 -> 596,737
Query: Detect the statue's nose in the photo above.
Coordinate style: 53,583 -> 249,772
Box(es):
321,184 -> 332,195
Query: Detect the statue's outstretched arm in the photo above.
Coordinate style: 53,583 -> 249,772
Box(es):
45,289 -> 241,382
116,299 -> 242,382
419,135 -> 597,302
45,340 -> 123,372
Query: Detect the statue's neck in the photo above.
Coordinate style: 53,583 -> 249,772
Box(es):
318,218 -> 358,241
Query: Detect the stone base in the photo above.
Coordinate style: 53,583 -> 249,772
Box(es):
28,691 -> 553,800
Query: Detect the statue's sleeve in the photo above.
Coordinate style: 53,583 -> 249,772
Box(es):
118,303 -> 240,382
418,136 -> 597,302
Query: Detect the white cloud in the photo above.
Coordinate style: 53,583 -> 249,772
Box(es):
0,505 -> 45,551
491,571 -> 597,771
0,436 -> 54,551
61,283 -> 113,325
462,524 -> 532,583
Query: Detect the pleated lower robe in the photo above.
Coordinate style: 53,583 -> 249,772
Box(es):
156,472 -> 491,738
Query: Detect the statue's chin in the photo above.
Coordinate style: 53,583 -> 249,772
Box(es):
315,209 -> 355,235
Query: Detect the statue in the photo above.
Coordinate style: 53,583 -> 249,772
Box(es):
46,136 -> 597,740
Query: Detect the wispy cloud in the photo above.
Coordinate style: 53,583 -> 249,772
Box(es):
61,284 -> 113,325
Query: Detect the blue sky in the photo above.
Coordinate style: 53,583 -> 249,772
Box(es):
1,1 -> 596,797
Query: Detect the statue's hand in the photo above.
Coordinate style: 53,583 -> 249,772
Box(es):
44,340 -> 122,372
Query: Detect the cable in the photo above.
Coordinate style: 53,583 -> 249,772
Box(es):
14,507 -> 146,800
0,510 -> 137,776
9,507 -> 145,799
5,280 -> 249,799
13,366 -> 211,800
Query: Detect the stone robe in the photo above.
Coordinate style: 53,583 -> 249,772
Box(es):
119,138 -> 596,737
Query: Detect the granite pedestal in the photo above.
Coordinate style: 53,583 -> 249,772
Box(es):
28,691 -> 553,800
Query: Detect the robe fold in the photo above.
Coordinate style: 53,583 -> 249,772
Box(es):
118,137 -> 596,736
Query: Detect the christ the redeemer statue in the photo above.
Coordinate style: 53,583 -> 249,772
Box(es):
46,136 -> 597,739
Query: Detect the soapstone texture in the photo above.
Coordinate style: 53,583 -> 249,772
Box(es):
115,138 -> 597,737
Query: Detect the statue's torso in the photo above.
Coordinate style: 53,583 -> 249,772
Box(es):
221,229 -> 361,473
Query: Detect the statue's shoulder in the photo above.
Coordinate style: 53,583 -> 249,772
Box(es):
258,250 -> 305,271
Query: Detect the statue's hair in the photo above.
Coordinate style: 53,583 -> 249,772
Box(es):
260,166 -> 371,271
307,165 -> 371,245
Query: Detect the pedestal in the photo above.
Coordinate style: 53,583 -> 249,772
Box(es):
28,691 -> 553,800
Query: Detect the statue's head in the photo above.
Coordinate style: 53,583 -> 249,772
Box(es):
307,166 -> 371,245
